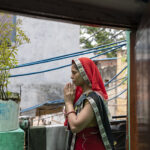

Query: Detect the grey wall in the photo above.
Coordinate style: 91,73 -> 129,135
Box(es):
9,16 -> 80,111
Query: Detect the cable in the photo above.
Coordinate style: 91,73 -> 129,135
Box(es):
106,76 -> 127,91
10,64 -> 71,77
104,66 -> 127,86
90,44 -> 124,59
110,76 -> 127,83
108,89 -> 127,101
13,41 -> 126,69
10,45 -> 124,78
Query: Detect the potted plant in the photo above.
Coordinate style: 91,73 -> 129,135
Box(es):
0,13 -> 30,131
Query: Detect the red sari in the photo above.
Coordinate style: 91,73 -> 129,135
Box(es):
74,127 -> 105,150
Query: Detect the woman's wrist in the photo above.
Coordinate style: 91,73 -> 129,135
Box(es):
65,102 -> 74,113
65,102 -> 73,106
64,111 -> 76,117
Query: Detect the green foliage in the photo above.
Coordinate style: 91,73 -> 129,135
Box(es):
0,13 -> 30,100
80,26 -> 125,57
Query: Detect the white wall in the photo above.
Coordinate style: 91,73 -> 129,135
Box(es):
9,16 -> 80,111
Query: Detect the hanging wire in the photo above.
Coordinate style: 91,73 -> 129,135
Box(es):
12,41 -> 126,69
104,66 -> 127,86
10,44 -> 124,78
108,89 -> 127,101
10,64 -> 71,78
106,76 -> 127,91
110,76 -> 127,83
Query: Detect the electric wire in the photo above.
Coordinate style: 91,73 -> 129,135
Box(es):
13,41 -> 126,69
10,44 -> 125,78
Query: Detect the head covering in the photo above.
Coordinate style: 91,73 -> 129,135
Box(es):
73,57 -> 108,103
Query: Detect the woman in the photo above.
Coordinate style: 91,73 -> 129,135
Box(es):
64,57 -> 115,150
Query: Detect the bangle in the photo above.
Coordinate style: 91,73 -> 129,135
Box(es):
65,111 -> 76,117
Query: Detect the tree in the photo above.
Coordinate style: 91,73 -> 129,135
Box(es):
0,13 -> 30,100
80,26 -> 125,57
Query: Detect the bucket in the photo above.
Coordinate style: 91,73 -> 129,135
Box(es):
0,99 -> 20,132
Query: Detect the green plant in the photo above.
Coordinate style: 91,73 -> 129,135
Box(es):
80,26 -> 126,57
0,13 -> 30,100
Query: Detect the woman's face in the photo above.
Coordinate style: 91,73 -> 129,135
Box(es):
71,64 -> 85,86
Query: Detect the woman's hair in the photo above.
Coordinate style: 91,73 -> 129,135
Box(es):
72,60 -> 78,70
